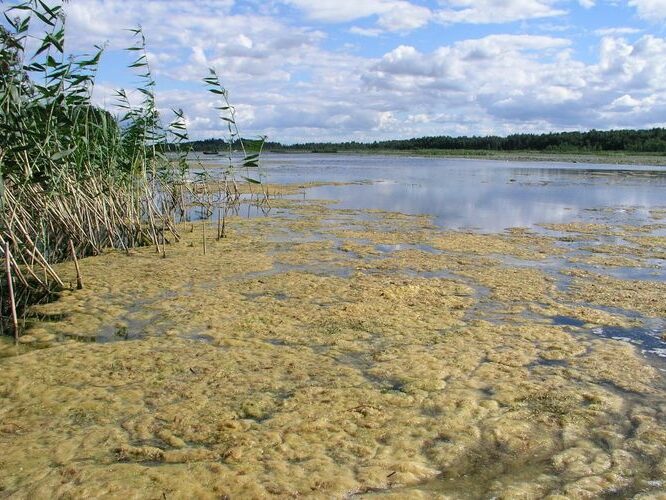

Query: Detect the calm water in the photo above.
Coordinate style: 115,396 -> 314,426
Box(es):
199,153 -> 666,232
195,153 -> 666,358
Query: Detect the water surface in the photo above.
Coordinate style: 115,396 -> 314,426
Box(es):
237,153 -> 666,231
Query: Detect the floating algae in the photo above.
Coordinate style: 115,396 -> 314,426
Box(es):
651,208 -> 666,221
2,195 -> 666,498
430,230 -> 567,260
568,270 -> 666,318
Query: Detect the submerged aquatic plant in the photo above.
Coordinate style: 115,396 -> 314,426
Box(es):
0,0 -> 265,337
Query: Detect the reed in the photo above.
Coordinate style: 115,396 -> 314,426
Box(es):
0,0 -> 266,337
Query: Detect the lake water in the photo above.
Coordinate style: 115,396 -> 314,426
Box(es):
196,152 -> 666,358
197,153 -> 666,231
3,153 -> 666,497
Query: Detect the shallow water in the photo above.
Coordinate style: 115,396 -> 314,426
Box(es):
257,154 -> 666,356
1,156 -> 666,498
249,153 -> 666,231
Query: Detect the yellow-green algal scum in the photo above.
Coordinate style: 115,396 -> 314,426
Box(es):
1,191 -> 666,499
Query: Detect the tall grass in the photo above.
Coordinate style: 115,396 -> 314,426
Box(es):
0,0 -> 265,337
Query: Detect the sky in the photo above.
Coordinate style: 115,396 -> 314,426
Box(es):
9,0 -> 666,142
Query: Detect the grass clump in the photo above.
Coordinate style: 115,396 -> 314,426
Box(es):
0,0 -> 265,337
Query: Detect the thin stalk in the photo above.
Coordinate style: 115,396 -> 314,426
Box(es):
68,239 -> 83,290
4,242 -> 19,342
202,220 -> 207,255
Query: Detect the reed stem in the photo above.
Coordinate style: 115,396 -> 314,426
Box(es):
69,239 -> 83,290
202,220 -> 207,255
4,242 -> 19,342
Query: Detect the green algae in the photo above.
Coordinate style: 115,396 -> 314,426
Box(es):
1,197 -> 666,498
567,270 -> 666,318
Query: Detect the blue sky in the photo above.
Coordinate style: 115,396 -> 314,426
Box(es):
8,0 -> 666,142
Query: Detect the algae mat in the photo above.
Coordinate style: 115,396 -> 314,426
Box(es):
1,198 -> 666,498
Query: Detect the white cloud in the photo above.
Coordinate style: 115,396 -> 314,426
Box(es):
607,94 -> 642,110
285,0 -> 569,29
363,33 -> 666,133
64,0 -> 235,48
154,31 -> 666,141
282,0 -> 431,32
435,0 -> 567,24
349,26 -> 384,37
376,3 -> 432,31
57,1 -> 666,141
628,0 -> 666,21
376,111 -> 399,130
594,27 -> 642,36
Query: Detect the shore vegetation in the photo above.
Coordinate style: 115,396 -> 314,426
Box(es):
0,0 -> 265,338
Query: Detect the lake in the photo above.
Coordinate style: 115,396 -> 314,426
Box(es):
2,153 -> 666,498
199,152 -> 666,232
195,153 -> 666,358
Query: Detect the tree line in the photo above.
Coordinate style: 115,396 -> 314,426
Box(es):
185,128 -> 666,154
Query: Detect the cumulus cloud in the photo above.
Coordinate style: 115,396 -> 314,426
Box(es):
64,0 -> 235,48
64,0 -> 326,84
607,94 -> 642,110
375,3 -> 432,31
284,0 -> 571,30
363,33 -> 666,132
628,0 -> 666,21
57,1 -> 666,142
161,30 -> 666,141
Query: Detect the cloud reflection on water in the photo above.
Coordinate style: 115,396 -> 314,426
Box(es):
253,154 -> 666,231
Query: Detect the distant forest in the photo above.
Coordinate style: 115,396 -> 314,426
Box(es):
185,128 -> 666,154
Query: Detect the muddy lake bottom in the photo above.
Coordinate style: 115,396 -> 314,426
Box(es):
2,156 -> 666,498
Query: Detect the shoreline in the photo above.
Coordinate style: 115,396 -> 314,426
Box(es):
265,149 -> 666,166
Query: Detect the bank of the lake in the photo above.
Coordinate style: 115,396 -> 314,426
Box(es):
266,149 -> 666,166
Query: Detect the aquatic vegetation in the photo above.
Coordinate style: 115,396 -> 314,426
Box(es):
1,2 -> 665,496
569,271 -> 666,318
1,195 -> 666,497
651,209 -> 666,220
431,230 -> 566,260
0,0 -> 266,338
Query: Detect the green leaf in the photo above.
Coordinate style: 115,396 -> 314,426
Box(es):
242,176 -> 262,184
79,50 -> 102,67
24,63 -> 45,72
37,0 -> 59,19
8,4 -> 32,11
47,68 -> 68,80
33,38 -> 53,58
17,17 -> 30,33
50,31 -> 64,53
69,75 -> 91,86
33,10 -> 55,26
51,147 -> 77,161
3,13 -> 18,30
